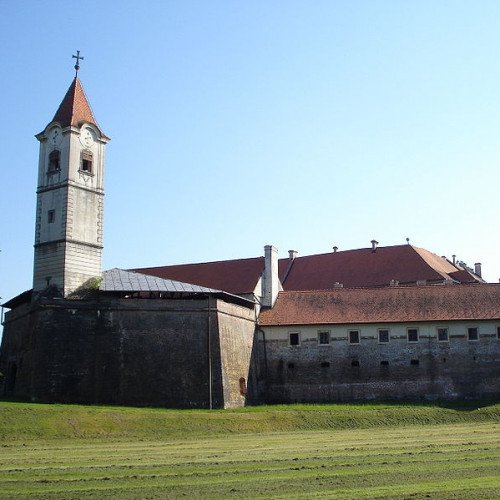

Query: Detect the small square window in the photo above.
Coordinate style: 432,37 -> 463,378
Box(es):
289,332 -> 300,346
407,328 -> 419,343
378,329 -> 389,343
351,359 -> 360,367
320,361 -> 330,368
47,210 -> 55,223
410,359 -> 420,366
318,331 -> 330,345
467,327 -> 478,341
437,328 -> 448,342
349,330 -> 360,344
380,360 -> 389,366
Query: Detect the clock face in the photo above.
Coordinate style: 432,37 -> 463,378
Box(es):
81,127 -> 95,148
48,127 -> 62,146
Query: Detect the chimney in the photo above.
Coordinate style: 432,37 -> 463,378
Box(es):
262,245 -> 279,307
333,282 -> 343,288
288,249 -> 298,261
332,246 -> 338,253
371,240 -> 379,252
390,279 -> 399,287
474,263 -> 482,278
452,254 -> 456,265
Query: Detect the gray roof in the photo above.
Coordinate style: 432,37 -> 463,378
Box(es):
101,268 -> 222,294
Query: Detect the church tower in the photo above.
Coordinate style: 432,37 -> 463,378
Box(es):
33,63 -> 109,297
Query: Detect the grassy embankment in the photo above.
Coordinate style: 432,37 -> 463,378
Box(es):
0,401 -> 499,498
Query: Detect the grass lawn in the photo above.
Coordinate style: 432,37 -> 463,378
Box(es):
0,402 -> 499,498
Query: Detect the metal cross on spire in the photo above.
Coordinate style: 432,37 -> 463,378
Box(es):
72,50 -> 84,77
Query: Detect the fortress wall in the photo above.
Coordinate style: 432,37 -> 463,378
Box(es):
260,322 -> 500,403
0,297 -> 255,409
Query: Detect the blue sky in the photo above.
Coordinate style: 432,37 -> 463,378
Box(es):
1,1 -> 500,309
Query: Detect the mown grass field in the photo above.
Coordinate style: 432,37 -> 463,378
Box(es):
0,401 -> 499,499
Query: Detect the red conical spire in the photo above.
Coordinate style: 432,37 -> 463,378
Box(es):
51,78 -> 102,132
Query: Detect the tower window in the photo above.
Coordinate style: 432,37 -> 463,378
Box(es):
80,150 -> 93,173
48,150 -> 60,172
47,210 -> 55,223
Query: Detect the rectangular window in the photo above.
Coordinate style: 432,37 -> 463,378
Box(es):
467,327 -> 478,341
289,332 -> 300,346
497,326 -> 500,340
407,328 -> 419,343
318,331 -> 330,345
349,330 -> 360,344
47,210 -> 55,223
437,327 -> 449,342
81,151 -> 93,173
378,329 -> 389,343
48,150 -> 60,172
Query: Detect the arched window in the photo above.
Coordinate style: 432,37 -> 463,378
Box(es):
80,150 -> 93,173
48,150 -> 60,172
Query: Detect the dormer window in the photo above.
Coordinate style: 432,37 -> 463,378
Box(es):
48,150 -> 60,173
80,150 -> 93,174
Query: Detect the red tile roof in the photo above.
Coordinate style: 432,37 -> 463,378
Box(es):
134,244 -> 481,296
259,284 -> 500,326
50,78 -> 107,137
449,269 -> 482,283
279,245 -> 471,290
133,257 -> 265,295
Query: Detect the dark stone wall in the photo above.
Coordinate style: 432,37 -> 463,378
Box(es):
0,296 -> 255,409
259,323 -> 500,403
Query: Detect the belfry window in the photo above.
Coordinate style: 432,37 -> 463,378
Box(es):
48,150 -> 60,172
80,150 -> 93,173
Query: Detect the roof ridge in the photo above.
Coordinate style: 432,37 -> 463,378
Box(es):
135,255 -> 264,270
277,244 -> 411,261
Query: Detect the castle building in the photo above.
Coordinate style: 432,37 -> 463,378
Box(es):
1,71 -> 499,408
